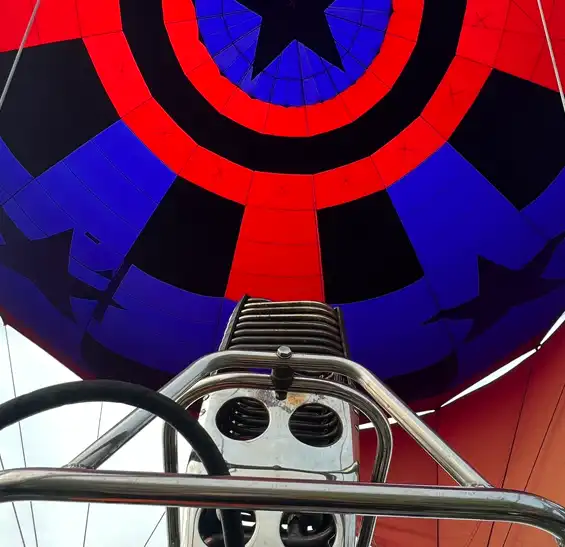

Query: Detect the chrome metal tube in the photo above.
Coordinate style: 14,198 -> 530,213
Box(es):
67,352 -> 238,469
0,469 -> 563,543
162,372 -> 393,547
164,420 -> 180,547
69,350 -> 487,488
173,350 -> 487,486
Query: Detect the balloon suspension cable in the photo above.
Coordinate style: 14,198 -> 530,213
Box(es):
0,0 -> 42,113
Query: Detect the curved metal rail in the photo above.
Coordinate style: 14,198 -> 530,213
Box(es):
67,349 -> 561,546
162,372 -> 394,547
1,469 -> 564,544
68,349 -> 488,488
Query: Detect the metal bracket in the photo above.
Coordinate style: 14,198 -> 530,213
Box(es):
39,349 -> 565,546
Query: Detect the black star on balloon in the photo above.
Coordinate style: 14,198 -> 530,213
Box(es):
427,234 -> 565,340
238,0 -> 344,77
0,208 -> 122,321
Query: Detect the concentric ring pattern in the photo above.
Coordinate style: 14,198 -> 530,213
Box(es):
0,0 -> 564,402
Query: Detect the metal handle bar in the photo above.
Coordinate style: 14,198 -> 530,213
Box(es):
162,372 -> 394,547
67,350 -> 488,488
0,469 -> 563,543
67,351 -> 248,469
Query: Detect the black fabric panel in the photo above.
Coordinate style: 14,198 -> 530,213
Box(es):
449,70 -> 565,210
385,352 -> 458,402
120,0 -> 466,173
0,40 -> 118,177
81,332 -> 172,389
318,190 -> 423,303
128,177 -> 244,297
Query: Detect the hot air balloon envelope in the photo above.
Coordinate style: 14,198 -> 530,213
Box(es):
0,0 -> 563,403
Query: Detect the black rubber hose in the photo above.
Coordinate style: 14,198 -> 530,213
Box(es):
0,380 -> 244,547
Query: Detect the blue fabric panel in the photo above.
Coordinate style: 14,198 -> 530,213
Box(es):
0,138 -> 32,204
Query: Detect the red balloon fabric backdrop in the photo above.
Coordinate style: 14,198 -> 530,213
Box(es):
359,325 -> 565,546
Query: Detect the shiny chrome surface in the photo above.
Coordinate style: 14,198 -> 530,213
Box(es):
164,426 -> 180,547
68,350 -> 486,487
184,384 -> 357,547
163,372 -> 392,547
0,468 -> 563,543
176,350 -> 487,486
66,351 -> 238,469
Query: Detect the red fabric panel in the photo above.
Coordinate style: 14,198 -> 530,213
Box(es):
264,106 -> 309,137
228,241 -> 321,279
189,61 -> 236,111
237,208 -> 319,246
83,32 -> 151,117
33,0 -> 81,46
0,1 -> 37,53
162,0 -> 195,23
456,0 -> 508,67
360,416 -> 439,547
494,0 -> 559,91
223,89 -> 270,133
339,71 -> 389,125
0,0 -> 82,52
306,100 -> 352,137
314,157 -> 385,210
180,146 -> 252,204
357,329 -> 565,546
503,390 -> 565,546
225,173 -> 323,301
165,20 -> 209,74
437,362 -> 531,547
372,116 -> 445,188
77,0 -> 122,37
490,328 -> 565,546
422,57 -> 491,140
386,0 -> 423,43
532,40 -> 564,91
386,5 -> 421,42
359,426 -> 377,482
548,0 -> 565,86
245,173 -> 315,210
369,35 -> 416,88
123,99 -> 197,174
3,0 -> 87,51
